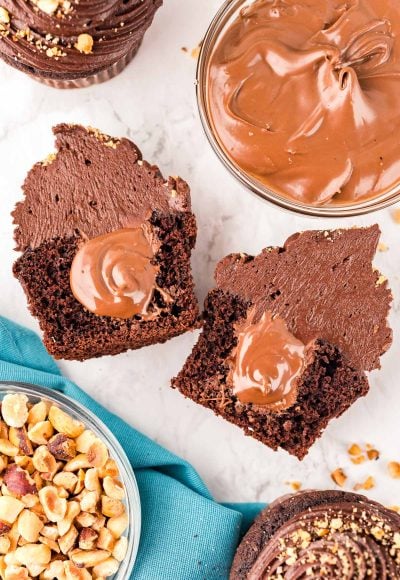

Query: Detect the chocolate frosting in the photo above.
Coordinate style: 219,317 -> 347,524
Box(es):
13,124 -> 191,251
242,491 -> 400,579
208,0 -> 400,205
70,226 -> 166,319
227,310 -> 305,409
215,226 -> 392,372
0,0 -> 161,79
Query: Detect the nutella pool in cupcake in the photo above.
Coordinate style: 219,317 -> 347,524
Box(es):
206,0 -> 400,207
0,0 -> 162,88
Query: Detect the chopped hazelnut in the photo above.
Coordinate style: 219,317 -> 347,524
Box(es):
331,468 -> 347,488
74,33 -> 94,55
388,461 -> 400,479
354,476 -> 375,491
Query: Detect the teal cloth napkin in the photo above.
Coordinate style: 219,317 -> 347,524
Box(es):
0,317 -> 265,579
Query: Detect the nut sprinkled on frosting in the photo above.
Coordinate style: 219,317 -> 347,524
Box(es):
37,0 -> 59,15
0,6 -> 10,24
75,33 -> 93,55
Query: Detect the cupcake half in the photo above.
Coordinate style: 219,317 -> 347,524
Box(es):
13,124 -> 199,360
231,490 -> 400,578
0,0 -> 162,88
173,227 -> 392,459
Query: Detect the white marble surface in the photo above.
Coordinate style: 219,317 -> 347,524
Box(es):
0,0 -> 399,508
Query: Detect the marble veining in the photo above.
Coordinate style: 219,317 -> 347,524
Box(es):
0,0 -> 399,507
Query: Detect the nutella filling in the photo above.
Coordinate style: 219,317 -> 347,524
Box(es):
228,310 -> 305,410
207,0 -> 400,206
70,226 -> 161,319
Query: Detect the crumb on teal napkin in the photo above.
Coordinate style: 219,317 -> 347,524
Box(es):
0,317 -> 265,579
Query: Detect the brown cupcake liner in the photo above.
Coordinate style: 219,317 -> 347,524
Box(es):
35,42 -> 141,89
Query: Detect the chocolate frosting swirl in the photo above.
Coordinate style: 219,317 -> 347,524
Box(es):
245,493 -> 400,579
0,0 -> 161,79
70,226 -> 166,319
228,310 -> 305,410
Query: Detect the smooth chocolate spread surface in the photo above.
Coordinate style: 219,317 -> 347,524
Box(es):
13,124 -> 191,251
0,0 -> 161,79
208,0 -> 400,206
216,226 -> 392,372
239,491 -> 400,579
228,310 -> 305,409
70,226 -> 164,319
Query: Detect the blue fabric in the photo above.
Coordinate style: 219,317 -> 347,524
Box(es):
0,317 -> 265,579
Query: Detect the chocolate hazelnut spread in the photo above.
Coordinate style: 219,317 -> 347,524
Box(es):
228,310 -> 305,409
70,227 -> 161,319
207,0 -> 400,206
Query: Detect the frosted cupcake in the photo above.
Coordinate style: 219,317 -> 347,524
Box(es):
0,0 -> 161,88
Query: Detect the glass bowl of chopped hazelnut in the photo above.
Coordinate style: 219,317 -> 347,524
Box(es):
0,382 -> 140,579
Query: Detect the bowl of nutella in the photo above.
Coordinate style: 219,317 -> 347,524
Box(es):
197,0 -> 400,217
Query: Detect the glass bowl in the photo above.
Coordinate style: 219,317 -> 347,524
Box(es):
196,0 -> 400,218
0,382 -> 141,579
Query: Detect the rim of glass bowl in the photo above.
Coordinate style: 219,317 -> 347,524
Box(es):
0,382 -> 140,580
196,0 -> 400,218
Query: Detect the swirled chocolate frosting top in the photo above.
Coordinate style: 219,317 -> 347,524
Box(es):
0,0 -> 161,78
208,0 -> 400,206
13,124 -> 191,251
215,226 -> 392,372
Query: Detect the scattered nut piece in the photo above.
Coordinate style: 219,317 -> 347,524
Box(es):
48,434 -> 76,462
0,440 -> 19,458
78,527 -> 98,551
0,497 -> 24,524
107,512 -> 128,539
3,466 -> 36,497
28,421 -> 54,446
58,525 -> 78,555
96,527 -> 115,552
354,476 -> 375,491
74,33 -> 94,55
351,455 -> 366,465
48,407 -> 84,439
331,468 -> 347,488
92,556 -> 119,577
27,401 -> 48,427
388,461 -> 400,479
101,496 -> 124,518
39,486 -> 67,523
17,510 -> 43,543
87,440 -> 108,469
64,454 -> 90,473
9,429 -> 33,457
377,242 -> 389,252
392,208 -> 400,224
33,446 -> 57,474
75,430 -> 97,454
70,548 -> 109,568
64,560 -> 91,579
348,443 -> 362,456
367,448 -> 380,461
1,396 -> 28,429
103,476 -> 125,500
112,536 -> 128,561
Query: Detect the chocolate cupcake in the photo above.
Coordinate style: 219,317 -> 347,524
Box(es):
13,124 -> 199,360
172,227 -> 392,458
0,0 -> 161,88
231,490 -> 400,579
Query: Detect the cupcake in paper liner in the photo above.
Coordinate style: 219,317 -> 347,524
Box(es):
0,0 -> 162,88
